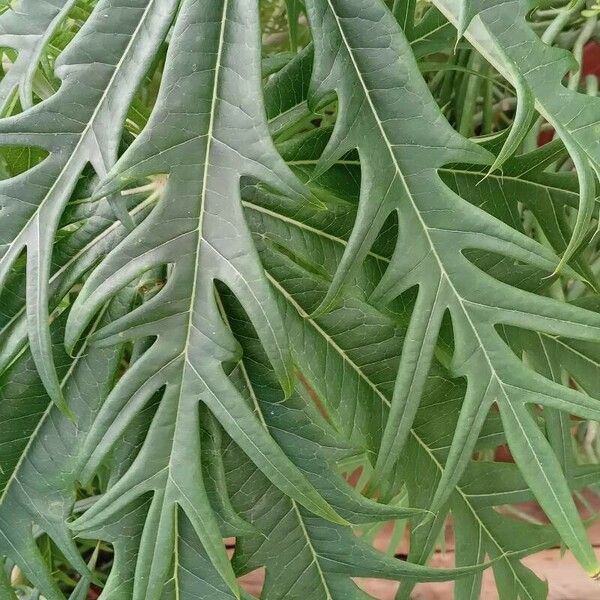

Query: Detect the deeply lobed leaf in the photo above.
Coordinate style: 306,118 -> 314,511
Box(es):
303,0 -> 600,575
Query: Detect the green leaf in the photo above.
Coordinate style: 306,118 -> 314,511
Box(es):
65,1 -> 344,597
239,129 -> 571,598
220,288 -> 423,525
398,446 -> 556,600
78,497 -> 152,600
1,0 -> 600,597
440,141 -> 599,287
302,0 -> 600,574
163,511 -> 251,600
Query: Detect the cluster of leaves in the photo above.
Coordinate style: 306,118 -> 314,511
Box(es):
1,0 -> 600,598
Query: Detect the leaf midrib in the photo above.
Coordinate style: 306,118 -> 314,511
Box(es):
213,272 -> 335,598
285,163 -> 584,207
183,0 -> 228,369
